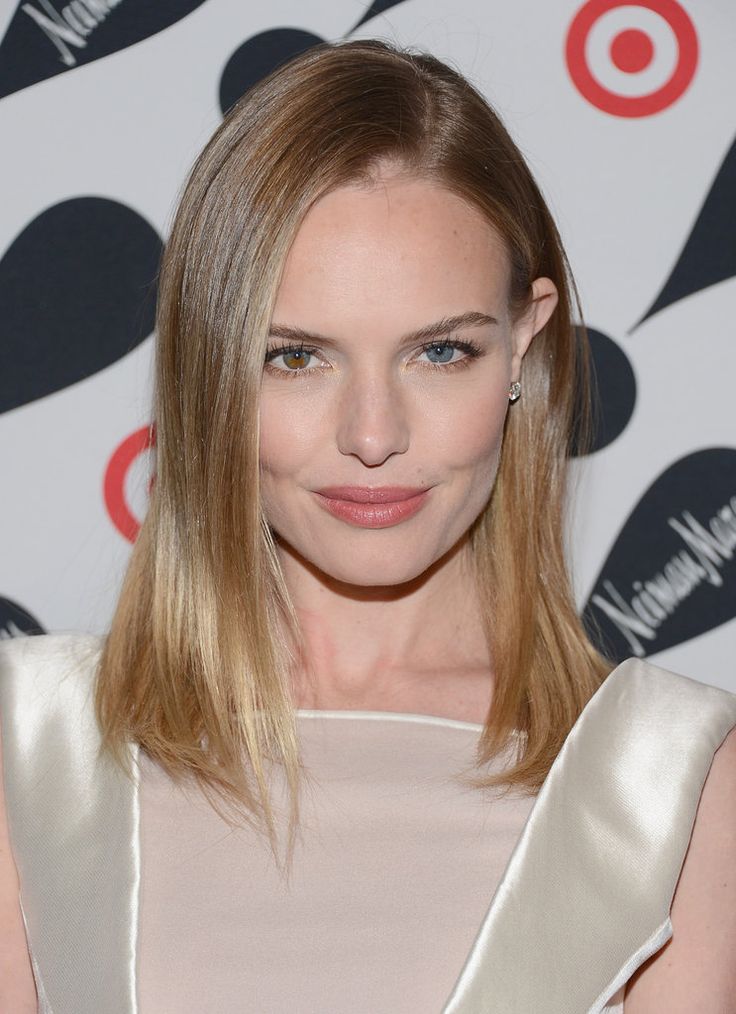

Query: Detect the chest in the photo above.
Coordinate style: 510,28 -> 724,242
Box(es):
136,717 -> 534,1013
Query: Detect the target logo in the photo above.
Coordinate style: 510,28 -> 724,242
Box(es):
565,0 -> 698,117
103,424 -> 156,543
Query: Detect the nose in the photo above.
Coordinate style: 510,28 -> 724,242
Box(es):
335,370 -> 410,466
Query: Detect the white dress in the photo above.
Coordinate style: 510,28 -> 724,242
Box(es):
1,632 -> 735,1013
137,710 -> 537,1013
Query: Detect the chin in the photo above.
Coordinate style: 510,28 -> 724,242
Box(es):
275,532 -> 436,588
338,561 -> 425,587
316,539 -> 452,588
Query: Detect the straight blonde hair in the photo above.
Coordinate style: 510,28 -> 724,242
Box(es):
95,38 -> 611,866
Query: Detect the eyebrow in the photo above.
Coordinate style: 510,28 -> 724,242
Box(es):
267,311 -> 498,348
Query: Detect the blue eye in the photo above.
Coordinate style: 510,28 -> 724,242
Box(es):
421,343 -> 463,365
263,338 -> 484,377
417,339 -> 484,368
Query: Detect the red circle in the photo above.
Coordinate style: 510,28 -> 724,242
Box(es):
103,424 -> 156,543
565,0 -> 698,118
610,28 -> 654,73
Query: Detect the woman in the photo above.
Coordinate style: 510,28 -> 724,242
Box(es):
1,38 -> 735,1014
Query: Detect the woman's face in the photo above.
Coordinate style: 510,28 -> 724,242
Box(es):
259,173 -> 557,587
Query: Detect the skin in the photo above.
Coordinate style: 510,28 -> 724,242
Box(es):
1,172 -> 732,1011
624,721 -> 736,1010
259,170 -> 558,720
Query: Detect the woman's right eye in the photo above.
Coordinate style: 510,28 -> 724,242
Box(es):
264,345 -> 325,374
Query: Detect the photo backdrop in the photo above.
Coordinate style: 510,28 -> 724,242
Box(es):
1,0 -> 734,691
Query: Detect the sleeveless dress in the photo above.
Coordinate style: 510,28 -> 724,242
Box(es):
1,632 -> 736,1013
137,710 -> 537,1013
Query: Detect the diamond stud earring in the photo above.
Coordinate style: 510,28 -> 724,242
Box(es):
508,380 -> 521,402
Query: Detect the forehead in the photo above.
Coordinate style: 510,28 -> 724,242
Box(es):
272,175 -> 510,329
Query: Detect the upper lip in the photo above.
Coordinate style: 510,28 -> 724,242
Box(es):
315,486 -> 430,503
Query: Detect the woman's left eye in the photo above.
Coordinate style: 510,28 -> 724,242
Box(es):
417,340 -> 482,367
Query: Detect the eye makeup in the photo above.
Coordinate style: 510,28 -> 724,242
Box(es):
263,338 -> 485,378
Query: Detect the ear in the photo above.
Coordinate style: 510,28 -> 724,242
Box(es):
510,277 -> 559,380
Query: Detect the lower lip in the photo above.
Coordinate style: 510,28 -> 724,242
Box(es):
313,490 -> 431,528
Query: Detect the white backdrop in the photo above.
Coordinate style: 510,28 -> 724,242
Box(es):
1,0 -> 734,690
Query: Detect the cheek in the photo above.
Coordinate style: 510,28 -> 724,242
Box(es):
259,393 -> 317,474
258,392 -> 323,528
427,380 -> 510,533
431,382 -> 509,474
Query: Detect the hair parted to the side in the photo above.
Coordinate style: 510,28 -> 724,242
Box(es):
94,37 -> 611,869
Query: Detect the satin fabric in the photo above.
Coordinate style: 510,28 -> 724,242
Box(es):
442,653 -> 736,1011
1,632 -> 735,1014
0,633 -> 138,1014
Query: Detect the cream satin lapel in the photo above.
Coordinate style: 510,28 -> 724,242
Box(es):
442,658 -> 736,1014
0,633 -> 141,1014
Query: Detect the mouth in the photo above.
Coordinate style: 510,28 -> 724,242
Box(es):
314,486 -> 430,503
312,487 -> 432,528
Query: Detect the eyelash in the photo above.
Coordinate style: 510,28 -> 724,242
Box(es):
263,339 -> 484,378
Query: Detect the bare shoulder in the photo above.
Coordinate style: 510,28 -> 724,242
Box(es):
0,722 -> 38,1012
624,723 -> 736,1012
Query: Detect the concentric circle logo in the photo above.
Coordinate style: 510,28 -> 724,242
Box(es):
103,424 -> 156,542
565,0 -> 698,117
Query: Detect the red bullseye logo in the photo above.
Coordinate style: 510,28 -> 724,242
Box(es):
104,424 -> 156,543
565,0 -> 698,117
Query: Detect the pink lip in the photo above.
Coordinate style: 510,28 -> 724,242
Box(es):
313,487 -> 431,528
315,486 -> 429,503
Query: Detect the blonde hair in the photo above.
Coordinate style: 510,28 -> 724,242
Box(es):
95,38 -> 610,866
